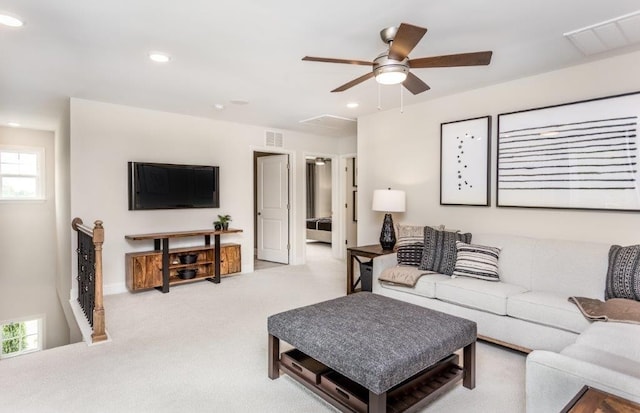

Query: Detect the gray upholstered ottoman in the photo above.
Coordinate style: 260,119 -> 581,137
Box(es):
268,292 -> 477,412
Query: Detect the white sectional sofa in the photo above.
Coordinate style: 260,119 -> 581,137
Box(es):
371,232 -> 640,411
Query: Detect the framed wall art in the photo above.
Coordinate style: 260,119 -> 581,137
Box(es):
351,157 -> 358,187
352,190 -> 357,222
440,116 -> 491,206
497,91 -> 640,211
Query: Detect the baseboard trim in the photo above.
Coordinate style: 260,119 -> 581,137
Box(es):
478,335 -> 531,354
104,282 -> 127,296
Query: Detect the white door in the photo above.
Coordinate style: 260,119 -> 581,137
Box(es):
257,154 -> 289,263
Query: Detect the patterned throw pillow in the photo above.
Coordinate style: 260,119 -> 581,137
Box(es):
605,244 -> 640,301
396,224 -> 444,267
419,227 -> 472,275
452,241 -> 502,281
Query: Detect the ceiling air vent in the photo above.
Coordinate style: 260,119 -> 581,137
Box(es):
299,114 -> 357,137
265,131 -> 284,147
564,10 -> 640,56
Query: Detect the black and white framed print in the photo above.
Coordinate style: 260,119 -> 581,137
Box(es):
497,91 -> 640,211
440,116 -> 491,206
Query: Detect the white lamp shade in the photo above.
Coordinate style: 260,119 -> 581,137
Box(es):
372,189 -> 406,212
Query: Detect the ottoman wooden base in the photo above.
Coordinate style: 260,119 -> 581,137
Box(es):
269,334 -> 475,413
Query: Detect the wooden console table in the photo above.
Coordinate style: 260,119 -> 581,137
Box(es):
125,228 -> 242,293
561,386 -> 640,412
346,244 -> 396,294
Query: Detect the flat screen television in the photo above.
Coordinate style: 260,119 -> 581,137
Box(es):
128,162 -> 220,210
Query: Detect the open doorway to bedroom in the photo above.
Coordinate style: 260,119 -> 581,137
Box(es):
305,156 -> 333,260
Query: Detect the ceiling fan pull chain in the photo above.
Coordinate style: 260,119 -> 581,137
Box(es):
400,84 -> 404,114
377,83 -> 382,110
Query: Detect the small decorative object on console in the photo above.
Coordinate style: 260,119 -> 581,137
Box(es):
213,214 -> 232,231
179,253 -> 197,264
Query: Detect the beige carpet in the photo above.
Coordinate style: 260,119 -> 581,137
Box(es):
0,243 -> 525,412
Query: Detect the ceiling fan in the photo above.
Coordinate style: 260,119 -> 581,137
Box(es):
302,23 -> 493,95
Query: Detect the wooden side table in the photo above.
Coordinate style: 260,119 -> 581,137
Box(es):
346,244 -> 396,294
560,386 -> 640,413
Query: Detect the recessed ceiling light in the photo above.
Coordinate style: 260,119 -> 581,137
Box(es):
0,14 -> 24,27
230,99 -> 249,105
214,103 -> 225,110
346,102 -> 359,109
149,52 -> 171,63
7,122 -> 20,127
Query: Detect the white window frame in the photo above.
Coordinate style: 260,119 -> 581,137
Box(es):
0,145 -> 45,201
0,315 -> 44,359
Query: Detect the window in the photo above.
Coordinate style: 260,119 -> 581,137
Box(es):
1,318 -> 43,359
0,146 -> 45,200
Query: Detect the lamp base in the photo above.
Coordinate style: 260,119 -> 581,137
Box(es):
379,213 -> 396,250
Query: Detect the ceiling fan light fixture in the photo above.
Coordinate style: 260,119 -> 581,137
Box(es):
375,69 -> 408,85
373,53 -> 409,85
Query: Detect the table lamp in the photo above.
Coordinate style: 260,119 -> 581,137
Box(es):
372,188 -> 406,250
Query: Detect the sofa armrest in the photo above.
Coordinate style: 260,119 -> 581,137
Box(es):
371,253 -> 398,293
526,350 -> 640,413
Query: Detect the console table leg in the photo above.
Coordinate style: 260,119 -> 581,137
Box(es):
268,334 -> 280,380
161,238 -> 170,293
214,234 -> 221,283
369,390 -> 386,413
346,250 -> 354,294
463,341 -> 476,389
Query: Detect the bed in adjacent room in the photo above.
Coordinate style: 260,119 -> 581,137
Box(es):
306,217 -> 332,243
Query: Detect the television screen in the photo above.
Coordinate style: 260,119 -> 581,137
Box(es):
128,162 -> 219,210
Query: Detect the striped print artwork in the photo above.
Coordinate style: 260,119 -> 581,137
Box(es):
452,241 -> 501,281
497,92 -> 640,211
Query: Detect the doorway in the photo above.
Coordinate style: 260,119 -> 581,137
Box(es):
254,151 -> 290,268
304,156 -> 333,260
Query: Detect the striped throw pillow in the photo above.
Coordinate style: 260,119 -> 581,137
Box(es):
419,227 -> 472,275
396,225 -> 446,267
452,241 -> 501,281
605,244 -> 640,300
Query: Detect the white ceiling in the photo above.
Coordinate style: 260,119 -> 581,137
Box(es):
1,0 -> 640,137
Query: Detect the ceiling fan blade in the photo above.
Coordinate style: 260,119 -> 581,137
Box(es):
331,72 -> 375,92
302,56 -> 373,66
409,51 -> 493,68
388,23 -> 428,61
403,72 -> 430,95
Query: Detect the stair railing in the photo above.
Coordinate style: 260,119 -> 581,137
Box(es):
71,218 -> 107,343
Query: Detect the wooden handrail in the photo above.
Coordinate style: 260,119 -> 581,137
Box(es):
72,217 -> 107,343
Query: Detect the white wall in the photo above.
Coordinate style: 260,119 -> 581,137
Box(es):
54,101 -> 81,343
358,50 -> 640,247
0,126 -> 70,349
70,99 -> 346,292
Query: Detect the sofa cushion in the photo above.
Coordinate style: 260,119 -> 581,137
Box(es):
472,233 -> 536,290
561,343 -> 640,379
436,277 -> 527,315
419,227 -> 472,275
452,241 -> 501,281
529,238 -> 610,299
575,321 -> 640,363
606,244 -> 640,301
507,291 -> 590,333
381,273 -> 451,299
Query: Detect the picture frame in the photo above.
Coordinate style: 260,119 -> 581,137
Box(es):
351,157 -> 357,187
497,91 -> 640,211
352,190 -> 357,222
440,116 -> 491,206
